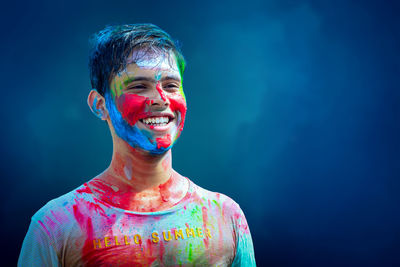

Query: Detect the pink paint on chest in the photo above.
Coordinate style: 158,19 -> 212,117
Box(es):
89,178 -> 178,212
73,204 -> 95,263
116,94 -> 147,126
73,196 -> 117,264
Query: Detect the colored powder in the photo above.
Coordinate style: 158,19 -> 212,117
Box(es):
91,97 -> 100,118
202,206 -> 210,248
169,93 -> 187,132
111,80 -> 124,98
179,84 -> 186,102
106,93 -> 158,153
156,82 -> 167,101
76,183 -> 92,194
105,80 -> 187,154
155,71 -> 162,81
116,93 -> 147,126
156,134 -> 172,149
188,243 -> 193,261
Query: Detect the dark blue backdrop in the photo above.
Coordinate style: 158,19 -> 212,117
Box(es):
1,0 -> 399,266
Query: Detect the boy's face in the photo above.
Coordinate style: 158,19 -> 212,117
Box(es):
106,51 -> 187,154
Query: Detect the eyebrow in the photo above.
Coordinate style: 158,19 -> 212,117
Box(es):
123,75 -> 181,86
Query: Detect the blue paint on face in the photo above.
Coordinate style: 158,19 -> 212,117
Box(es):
105,92 -> 170,155
155,71 -> 162,81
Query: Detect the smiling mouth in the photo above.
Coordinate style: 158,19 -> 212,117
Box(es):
139,116 -> 174,126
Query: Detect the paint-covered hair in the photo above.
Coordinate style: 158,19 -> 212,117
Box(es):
88,23 -> 186,96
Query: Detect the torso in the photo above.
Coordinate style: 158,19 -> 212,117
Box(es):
35,178 -> 245,266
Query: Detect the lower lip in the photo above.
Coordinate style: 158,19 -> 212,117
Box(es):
139,120 -> 174,132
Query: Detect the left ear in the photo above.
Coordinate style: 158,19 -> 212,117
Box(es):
87,89 -> 108,120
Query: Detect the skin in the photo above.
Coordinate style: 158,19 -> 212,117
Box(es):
87,50 -> 188,212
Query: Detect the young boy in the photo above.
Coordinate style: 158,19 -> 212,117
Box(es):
19,24 -> 256,266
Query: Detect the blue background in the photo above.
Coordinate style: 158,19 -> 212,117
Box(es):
1,0 -> 399,266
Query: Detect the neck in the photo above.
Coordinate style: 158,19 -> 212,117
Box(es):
107,137 -> 173,191
89,135 -> 188,212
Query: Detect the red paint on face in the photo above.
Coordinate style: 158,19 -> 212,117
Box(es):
116,93 -> 148,126
146,99 -> 155,105
152,90 -> 186,149
156,134 -> 172,149
156,82 -> 167,101
114,82 -> 186,151
169,93 -> 187,133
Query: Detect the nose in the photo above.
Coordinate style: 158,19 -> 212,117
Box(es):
147,83 -> 169,109
151,97 -> 169,109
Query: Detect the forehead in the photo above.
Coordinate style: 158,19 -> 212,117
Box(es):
121,49 -> 179,74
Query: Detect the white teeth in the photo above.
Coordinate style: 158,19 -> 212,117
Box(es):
141,116 -> 170,126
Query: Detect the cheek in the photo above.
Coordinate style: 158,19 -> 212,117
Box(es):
116,94 -> 147,126
168,93 -> 187,132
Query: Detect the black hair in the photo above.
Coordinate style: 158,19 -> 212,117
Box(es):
88,23 -> 186,96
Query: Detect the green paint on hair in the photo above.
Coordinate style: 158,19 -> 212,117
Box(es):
179,83 -> 186,102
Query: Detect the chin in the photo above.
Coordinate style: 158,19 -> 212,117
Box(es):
126,136 -> 175,155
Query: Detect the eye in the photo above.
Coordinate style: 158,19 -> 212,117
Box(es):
127,84 -> 146,90
164,83 -> 179,92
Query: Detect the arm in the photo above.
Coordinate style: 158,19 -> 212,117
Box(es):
231,205 -> 256,267
18,219 -> 61,267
